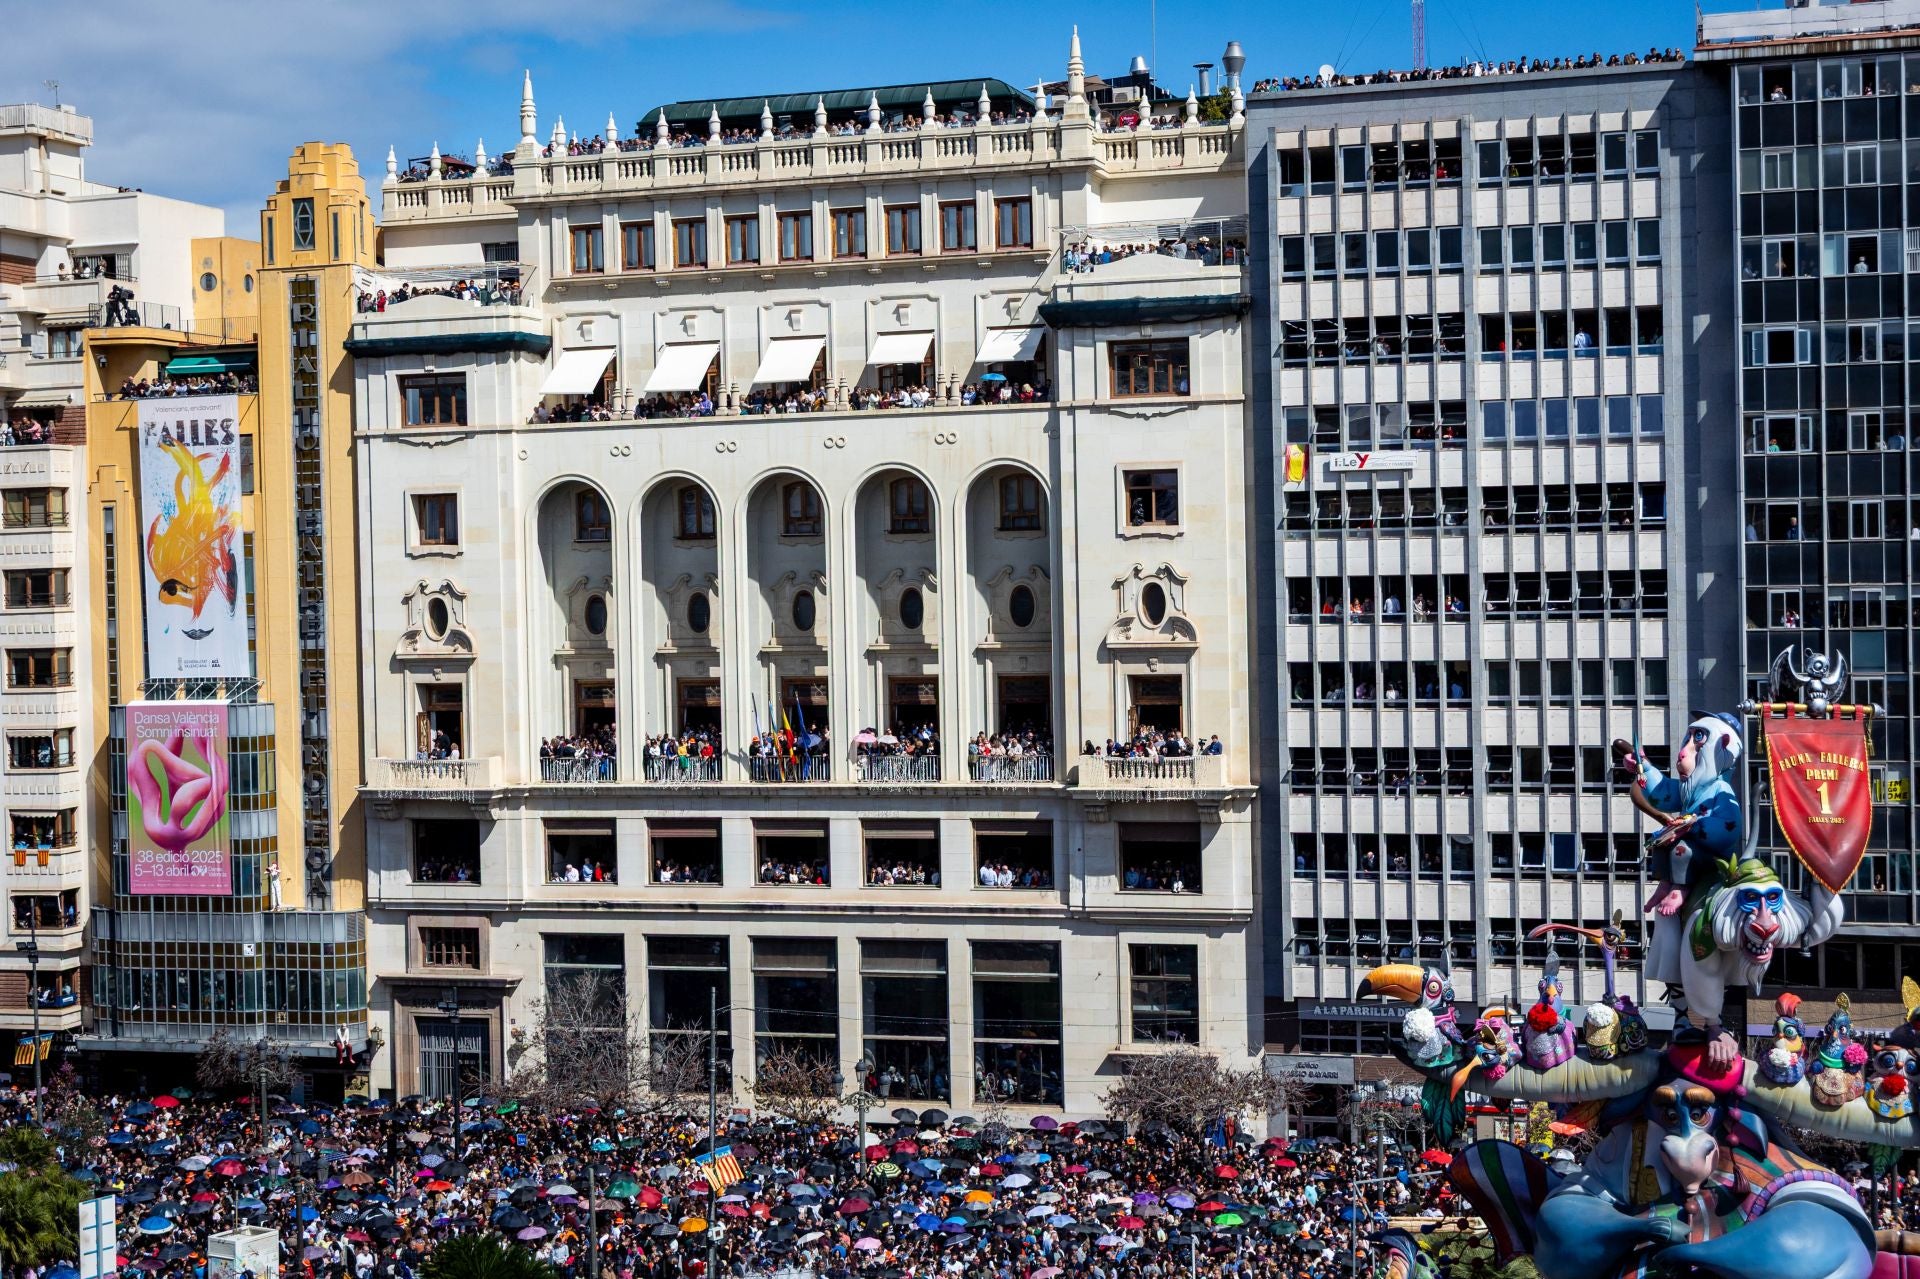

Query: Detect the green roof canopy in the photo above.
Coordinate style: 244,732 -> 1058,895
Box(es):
164,355 -> 254,375
639,79 -> 1034,129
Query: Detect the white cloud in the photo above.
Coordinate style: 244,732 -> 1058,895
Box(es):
2,0 -> 757,228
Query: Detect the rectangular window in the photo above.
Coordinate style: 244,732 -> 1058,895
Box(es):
6,730 -> 75,770
1130,943 -> 1199,1043
1119,822 -> 1202,893
973,942 -> 1062,1104
571,224 -> 604,274
995,197 -> 1032,249
1760,149 -> 1796,190
974,822 -> 1052,888
412,818 -> 481,883
648,820 -> 719,885
1108,340 -> 1189,398
1478,227 -> 1503,271
940,201 -> 977,252
1344,232 -> 1368,274
2,489 -> 67,529
412,493 -> 459,547
777,211 -> 812,262
1510,226 -> 1535,270
1633,130 -> 1659,173
1373,230 -> 1399,270
421,927 -> 480,970
4,649 -> 70,690
575,490 -> 612,542
1280,236 -> 1306,277
998,474 -> 1043,530
1601,132 -> 1628,176
862,940 -> 951,1100
648,936 -> 731,1067
757,821 -> 829,884
291,197 -> 314,251
677,484 -> 716,539
399,373 -> 467,427
1124,469 -> 1180,527
886,204 -> 922,254
674,218 -> 708,268
621,221 -> 655,270
1572,224 -> 1597,266
1851,500 -> 1885,540
832,207 -> 867,258
1635,220 -> 1661,262
725,214 -> 760,265
1542,225 -> 1566,267
1603,221 -> 1629,265
753,937 -> 838,1065
1437,227 -> 1463,269
864,821 -> 940,887
3,568 -> 69,609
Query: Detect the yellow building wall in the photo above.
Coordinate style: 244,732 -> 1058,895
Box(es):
189,237 -> 262,343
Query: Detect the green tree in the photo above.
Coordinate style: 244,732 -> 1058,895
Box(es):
0,1129 -> 85,1270
421,1236 -> 559,1279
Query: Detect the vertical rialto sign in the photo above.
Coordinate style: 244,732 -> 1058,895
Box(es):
290,278 -> 332,902
137,396 -> 246,678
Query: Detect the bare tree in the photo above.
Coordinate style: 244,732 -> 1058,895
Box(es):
505,969 -> 646,1113
196,1028 -> 298,1097
749,1048 -> 839,1125
1101,1043 -> 1289,1136
637,1027 -> 715,1120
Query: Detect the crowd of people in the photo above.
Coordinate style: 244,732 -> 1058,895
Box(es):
976,860 -> 1053,889
1252,48 -> 1686,94
2,1073 -> 1459,1279
758,853 -> 830,884
1087,730 -> 1222,760
1123,860 -> 1197,893
525,379 -> 1050,423
114,373 -> 258,399
644,732 -> 722,780
550,858 -> 616,885
539,730 -> 618,783
1065,237 -> 1243,272
356,278 -> 522,313
0,417 -> 57,446
866,858 -> 941,887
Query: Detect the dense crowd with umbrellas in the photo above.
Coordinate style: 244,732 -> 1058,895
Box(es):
1,1079 -> 1455,1279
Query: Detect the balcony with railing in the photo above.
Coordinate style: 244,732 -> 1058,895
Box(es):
852,754 -> 942,784
366,757 -> 503,797
970,755 -> 1055,783
1074,752 -> 1231,793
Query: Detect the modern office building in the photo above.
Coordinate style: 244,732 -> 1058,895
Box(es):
0,100 -> 238,1064
73,144 -> 371,1093
1697,0 -> 1920,1026
1246,63 -> 1740,1127
353,38 -> 1259,1111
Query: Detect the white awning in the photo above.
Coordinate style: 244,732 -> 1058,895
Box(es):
866,331 -> 933,367
974,327 -> 1045,365
642,342 -> 721,395
750,336 -> 825,387
538,347 -> 615,396
8,390 -> 74,409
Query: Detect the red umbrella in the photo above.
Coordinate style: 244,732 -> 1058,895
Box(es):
749,1203 -> 772,1221
1421,1149 -> 1453,1167
212,1160 -> 246,1177
1272,1158 -> 1297,1169
1117,1216 -> 1145,1231
893,1140 -> 920,1156
1264,1136 -> 1290,1152
720,1204 -> 749,1218
152,1096 -> 180,1109
865,1143 -> 889,1160
191,1193 -> 218,1203
1198,1201 -> 1226,1212
426,1180 -> 454,1192
639,1187 -> 664,1207
1213,1165 -> 1238,1179
979,1164 -> 1005,1177
839,1198 -> 871,1216
1065,1164 -> 1088,1175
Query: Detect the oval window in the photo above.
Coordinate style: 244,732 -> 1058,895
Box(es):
792,589 -> 816,632
688,591 -> 711,634
425,597 -> 450,640
1140,582 -> 1168,626
1009,584 -> 1036,629
584,594 -> 608,636
899,587 -> 924,629
243,274 -> 254,293
199,272 -> 218,292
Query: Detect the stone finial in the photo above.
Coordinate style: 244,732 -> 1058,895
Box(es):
475,138 -> 488,169
1185,86 -> 1199,124
976,82 -> 992,121
655,110 -> 669,144
550,116 -> 565,150
922,87 -> 936,125
708,103 -> 721,139
760,100 -> 774,140
1034,81 -> 1049,119
520,70 -> 537,146
814,96 -> 828,136
867,92 -> 882,133
1230,85 -> 1245,124
384,145 -> 397,183
1067,26 -> 1086,99
607,112 -> 618,144
429,142 -> 442,176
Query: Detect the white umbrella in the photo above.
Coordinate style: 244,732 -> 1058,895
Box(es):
1002,1174 -> 1033,1188
548,1183 -> 577,1197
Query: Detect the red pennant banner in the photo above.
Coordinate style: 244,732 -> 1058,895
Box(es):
1764,710 -> 1873,893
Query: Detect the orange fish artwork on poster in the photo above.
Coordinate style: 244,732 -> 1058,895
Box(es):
145,436 -> 239,634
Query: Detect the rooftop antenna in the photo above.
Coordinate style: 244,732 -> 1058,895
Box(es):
1412,0 -> 1427,70
43,79 -> 60,105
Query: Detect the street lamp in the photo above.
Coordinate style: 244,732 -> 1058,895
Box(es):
15,923 -> 40,1125
850,1053 -> 875,1168
436,988 -> 463,1164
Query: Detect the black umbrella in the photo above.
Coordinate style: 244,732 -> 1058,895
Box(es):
651,1224 -> 678,1238
919,1109 -> 949,1127
772,1205 -> 800,1220
891,1108 -> 919,1124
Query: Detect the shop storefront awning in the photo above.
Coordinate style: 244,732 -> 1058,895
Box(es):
750,336 -> 825,387
866,331 -> 933,367
642,342 -> 721,395
538,347 -> 615,396
973,327 -> 1045,365
164,355 -> 253,375
7,390 -> 73,409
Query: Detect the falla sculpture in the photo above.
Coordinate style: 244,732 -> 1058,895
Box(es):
1357,647 -> 1909,1279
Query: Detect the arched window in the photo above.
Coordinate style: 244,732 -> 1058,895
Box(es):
783,482 -> 822,536
889,477 -> 931,533
678,485 -> 715,539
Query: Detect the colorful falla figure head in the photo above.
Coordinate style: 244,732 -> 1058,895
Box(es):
1650,1083 -> 1721,1196
1867,1041 -> 1918,1120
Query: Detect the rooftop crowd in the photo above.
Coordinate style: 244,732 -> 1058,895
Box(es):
114,373 -> 258,400
1251,48 -> 1686,93
0,1073 -> 1452,1279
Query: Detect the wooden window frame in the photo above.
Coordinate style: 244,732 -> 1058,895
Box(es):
571,224 -> 604,274
995,197 -> 1033,249
885,204 -> 922,255
399,373 -> 467,427
674,218 -> 709,269
940,200 -> 977,253
778,210 -> 814,262
725,214 -> 760,266
1108,339 -> 1191,399
889,478 -> 932,534
998,474 -> 1043,531
621,220 -> 656,271
1123,469 -> 1181,528
412,493 -> 460,548
832,207 -> 867,258
677,485 -> 716,540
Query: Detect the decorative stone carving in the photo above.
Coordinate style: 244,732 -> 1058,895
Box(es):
1105,563 -> 1198,648
395,579 -> 476,662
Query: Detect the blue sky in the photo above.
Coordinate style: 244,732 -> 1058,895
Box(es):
5,0 -> 1697,228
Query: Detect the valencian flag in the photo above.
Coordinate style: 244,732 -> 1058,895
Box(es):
693,1144 -> 744,1192
1762,705 -> 1874,893
13,1033 -> 52,1067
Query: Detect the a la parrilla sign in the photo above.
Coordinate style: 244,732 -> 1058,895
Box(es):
1325,451 -> 1419,474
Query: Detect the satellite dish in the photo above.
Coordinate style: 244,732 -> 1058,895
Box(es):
1319,63 -> 1337,84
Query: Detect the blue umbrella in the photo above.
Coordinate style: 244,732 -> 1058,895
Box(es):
108,1133 -> 134,1146
590,1140 -> 613,1153
146,1139 -> 178,1155
71,1168 -> 98,1182
298,1206 -> 320,1221
915,1213 -> 942,1231
237,1198 -> 265,1211
1048,1214 -> 1075,1227
299,1120 -> 321,1135
138,1218 -> 174,1236
942,1222 -> 969,1234
46,1265 -> 78,1279
126,1102 -> 156,1117
944,1216 -> 969,1226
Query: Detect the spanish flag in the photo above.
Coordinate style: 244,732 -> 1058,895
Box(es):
693,1144 -> 744,1192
